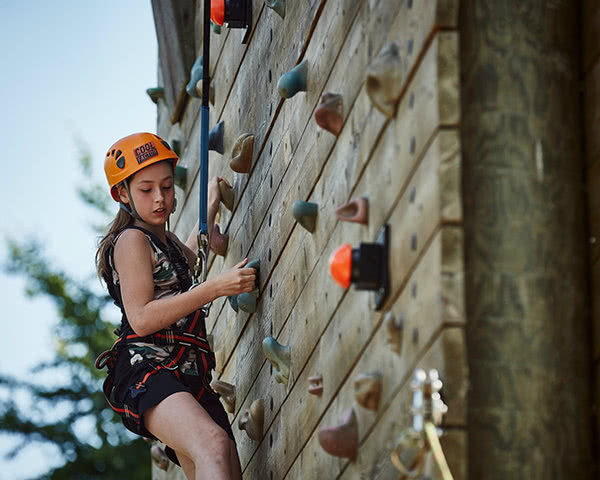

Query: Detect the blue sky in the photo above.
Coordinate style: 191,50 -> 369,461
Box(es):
0,1 -> 158,477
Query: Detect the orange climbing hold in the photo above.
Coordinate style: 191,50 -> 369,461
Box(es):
329,243 -> 352,289
211,0 -> 225,25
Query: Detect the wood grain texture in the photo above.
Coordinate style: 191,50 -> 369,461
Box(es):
583,0 -> 600,74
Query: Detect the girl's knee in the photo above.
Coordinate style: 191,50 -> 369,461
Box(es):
190,427 -> 231,463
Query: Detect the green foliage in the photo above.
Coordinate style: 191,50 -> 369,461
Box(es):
0,153 -> 151,480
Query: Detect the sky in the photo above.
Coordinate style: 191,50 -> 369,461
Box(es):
0,1 -> 159,477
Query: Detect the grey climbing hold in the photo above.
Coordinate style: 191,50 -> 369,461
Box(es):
292,200 -> 318,233
238,259 -> 260,313
228,294 -> 239,312
264,0 -> 285,19
262,336 -> 291,385
174,165 -> 187,190
278,59 -> 308,99
209,121 -> 225,154
146,87 -> 164,104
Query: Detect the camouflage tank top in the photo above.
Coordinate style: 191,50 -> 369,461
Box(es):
110,230 -> 201,376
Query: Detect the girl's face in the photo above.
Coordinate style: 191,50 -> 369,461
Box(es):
123,161 -> 175,226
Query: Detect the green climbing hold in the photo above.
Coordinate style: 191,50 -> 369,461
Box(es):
292,200 -> 318,233
265,0 -> 285,19
228,294 -> 239,312
238,259 -> 260,313
278,59 -> 308,99
209,121 -> 225,154
262,337 -> 291,385
211,21 -> 222,34
146,87 -> 164,104
174,165 -> 187,190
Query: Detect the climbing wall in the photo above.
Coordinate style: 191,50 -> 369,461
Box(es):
150,1 -> 465,478
584,0 -> 600,461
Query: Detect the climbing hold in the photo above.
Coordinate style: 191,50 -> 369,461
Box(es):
278,59 -> 308,99
308,375 -> 323,396
206,333 -> 214,350
174,165 -> 187,190
238,259 -> 260,312
390,429 -> 426,477
214,349 -> 225,374
151,444 -> 169,471
354,372 -> 382,411
239,399 -> 264,441
318,407 -> 358,460
218,179 -> 234,211
230,133 -> 254,173
171,139 -> 182,156
366,42 -> 402,118
211,20 -> 221,34
186,56 -> 215,104
262,336 -> 291,385
264,0 -> 285,19
335,197 -> 369,225
209,121 -> 225,154
210,224 -> 229,256
385,311 -> 403,354
292,200 -> 318,233
315,92 -> 343,136
228,294 -> 239,312
329,224 -> 390,310
146,87 -> 164,104
238,288 -> 258,313
212,380 -> 236,413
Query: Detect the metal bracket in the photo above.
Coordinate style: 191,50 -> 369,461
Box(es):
374,223 -> 390,310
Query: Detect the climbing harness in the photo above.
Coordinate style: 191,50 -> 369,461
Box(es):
95,226 -> 215,435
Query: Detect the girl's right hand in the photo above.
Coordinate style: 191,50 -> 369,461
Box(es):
215,258 -> 257,297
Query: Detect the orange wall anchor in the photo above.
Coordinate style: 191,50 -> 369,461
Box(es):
328,224 -> 390,310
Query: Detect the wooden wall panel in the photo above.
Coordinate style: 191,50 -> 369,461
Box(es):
152,1 -> 465,478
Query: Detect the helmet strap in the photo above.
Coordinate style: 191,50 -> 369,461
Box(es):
120,180 -> 144,222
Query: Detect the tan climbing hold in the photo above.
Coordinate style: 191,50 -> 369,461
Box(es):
384,311 -> 403,354
214,350 -> 225,374
335,196 -> 369,225
195,79 -> 215,105
230,133 -> 254,173
308,375 -> 323,396
354,372 -> 382,411
318,407 -> 358,460
210,224 -> 229,256
151,444 -> 170,471
212,380 -> 236,413
366,42 -> 402,118
239,399 -> 264,441
315,92 -> 343,136
218,179 -> 234,211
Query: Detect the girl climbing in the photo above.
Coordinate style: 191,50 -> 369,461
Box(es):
95,132 -> 254,480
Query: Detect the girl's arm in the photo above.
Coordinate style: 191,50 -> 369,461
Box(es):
115,228 -> 254,337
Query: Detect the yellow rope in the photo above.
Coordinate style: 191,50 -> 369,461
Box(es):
424,422 -> 454,480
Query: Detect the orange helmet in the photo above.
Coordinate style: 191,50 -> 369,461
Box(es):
104,132 -> 178,202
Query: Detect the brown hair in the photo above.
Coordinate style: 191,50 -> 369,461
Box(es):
95,208 -> 133,284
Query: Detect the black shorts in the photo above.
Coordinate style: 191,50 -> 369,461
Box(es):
138,369 -> 235,466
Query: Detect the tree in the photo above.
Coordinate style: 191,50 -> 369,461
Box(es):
0,152 -> 151,480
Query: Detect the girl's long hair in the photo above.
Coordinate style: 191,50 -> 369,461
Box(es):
96,208 -> 134,284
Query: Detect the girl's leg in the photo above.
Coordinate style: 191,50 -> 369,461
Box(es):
229,439 -> 242,480
176,452 -> 196,480
144,391 -> 232,480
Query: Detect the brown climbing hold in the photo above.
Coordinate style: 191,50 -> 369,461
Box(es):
366,42 -> 402,118
318,407 -> 358,460
354,372 -> 382,411
218,179 -> 234,211
308,375 -> 323,396
151,445 -> 169,471
315,92 -> 343,136
210,224 -> 229,256
212,380 -> 236,413
385,311 -> 403,354
335,197 -> 369,225
239,399 -> 264,441
230,133 -> 254,173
